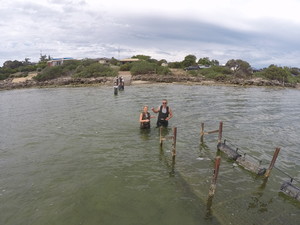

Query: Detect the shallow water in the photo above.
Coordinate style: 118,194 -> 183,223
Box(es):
1,84 -> 300,225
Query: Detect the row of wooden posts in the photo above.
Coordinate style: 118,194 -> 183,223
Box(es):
159,127 -> 177,163
159,121 -> 300,204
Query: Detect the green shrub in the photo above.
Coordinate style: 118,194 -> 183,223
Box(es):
0,73 -> 9,80
130,61 -> 170,75
119,63 -> 132,71
168,61 -> 183,69
62,60 -> 81,71
81,59 -> 97,67
157,66 -> 171,75
130,61 -> 157,75
34,66 -> 63,81
286,75 -> 300,84
73,63 -> 117,78
260,65 -> 289,82
187,70 -> 200,76
189,66 -> 232,80
210,66 -> 232,74
61,60 -> 81,76
18,65 -> 38,72
0,67 -> 15,80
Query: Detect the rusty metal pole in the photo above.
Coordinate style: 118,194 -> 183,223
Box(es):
172,127 -> 177,162
200,122 -> 204,143
208,156 -> 221,197
218,121 -> 223,144
265,147 -> 281,178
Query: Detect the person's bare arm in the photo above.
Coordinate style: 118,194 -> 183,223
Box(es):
166,107 -> 173,120
151,107 -> 159,113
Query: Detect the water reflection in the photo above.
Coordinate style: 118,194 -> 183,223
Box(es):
206,195 -> 214,221
158,127 -> 176,177
199,142 -> 220,161
247,178 -> 273,213
139,128 -> 151,140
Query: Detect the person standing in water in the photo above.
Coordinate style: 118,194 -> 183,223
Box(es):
139,106 -> 155,129
151,99 -> 173,127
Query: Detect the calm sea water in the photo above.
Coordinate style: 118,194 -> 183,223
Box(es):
1,84 -> 300,225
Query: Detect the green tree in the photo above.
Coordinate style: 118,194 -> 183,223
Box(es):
198,57 -> 211,66
197,57 -> 219,66
225,59 -> 252,77
23,58 -> 31,66
39,54 -> 48,62
211,59 -> 220,66
3,60 -> 23,69
182,54 -> 197,67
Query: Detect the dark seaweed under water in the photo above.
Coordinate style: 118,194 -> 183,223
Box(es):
1,84 -> 300,225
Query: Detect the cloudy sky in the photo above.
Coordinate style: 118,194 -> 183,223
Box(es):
1,0 -> 300,68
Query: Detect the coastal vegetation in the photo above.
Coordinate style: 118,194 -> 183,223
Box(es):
1,54 -> 300,88
0,58 -> 47,80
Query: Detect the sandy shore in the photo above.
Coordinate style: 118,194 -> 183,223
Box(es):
11,72 -> 37,83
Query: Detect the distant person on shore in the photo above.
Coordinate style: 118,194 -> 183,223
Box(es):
151,99 -> 173,127
115,76 -> 119,85
113,81 -> 118,95
119,76 -> 125,90
140,106 -> 155,129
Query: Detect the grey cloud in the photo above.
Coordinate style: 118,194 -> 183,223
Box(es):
1,1 -> 300,68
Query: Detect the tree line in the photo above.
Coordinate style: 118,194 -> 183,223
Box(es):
1,54 -> 300,84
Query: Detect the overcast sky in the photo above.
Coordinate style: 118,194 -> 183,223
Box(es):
1,0 -> 300,68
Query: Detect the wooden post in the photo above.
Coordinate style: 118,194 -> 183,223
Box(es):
206,195 -> 214,219
159,126 -> 163,147
265,147 -> 281,178
206,156 -> 221,219
200,122 -> 204,143
208,156 -> 221,197
218,121 -> 223,144
172,127 -> 177,162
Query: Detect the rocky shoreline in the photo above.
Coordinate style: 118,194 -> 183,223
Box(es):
0,74 -> 298,90
0,76 -> 114,90
132,74 -> 298,88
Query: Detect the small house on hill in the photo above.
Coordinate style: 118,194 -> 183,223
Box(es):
98,58 -> 111,64
119,58 -> 140,64
47,57 -> 74,67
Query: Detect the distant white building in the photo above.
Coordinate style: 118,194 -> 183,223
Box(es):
47,57 -> 74,67
98,58 -> 110,64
